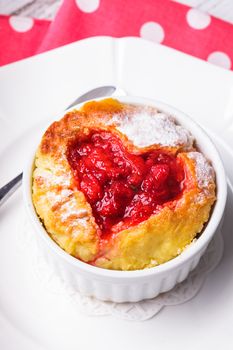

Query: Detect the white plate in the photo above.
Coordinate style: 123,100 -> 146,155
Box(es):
1,37 -> 233,349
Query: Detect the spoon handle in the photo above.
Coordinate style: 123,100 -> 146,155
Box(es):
0,173 -> 23,208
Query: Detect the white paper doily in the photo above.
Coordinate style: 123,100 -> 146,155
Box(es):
18,218 -> 224,321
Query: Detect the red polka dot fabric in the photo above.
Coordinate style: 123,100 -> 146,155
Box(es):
1,0 -> 233,69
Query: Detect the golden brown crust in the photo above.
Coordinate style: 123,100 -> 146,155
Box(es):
32,98 -> 216,270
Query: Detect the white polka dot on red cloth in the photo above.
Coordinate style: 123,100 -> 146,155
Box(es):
140,22 -> 165,44
75,0 -> 100,13
207,51 -> 231,69
186,9 -> 211,29
9,16 -> 34,32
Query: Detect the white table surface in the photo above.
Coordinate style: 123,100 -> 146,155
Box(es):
0,0 -> 233,23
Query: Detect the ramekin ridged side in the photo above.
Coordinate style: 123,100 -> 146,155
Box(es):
32,227 -> 206,302
23,95 -> 227,303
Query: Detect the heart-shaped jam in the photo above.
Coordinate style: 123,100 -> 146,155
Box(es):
67,131 -> 185,236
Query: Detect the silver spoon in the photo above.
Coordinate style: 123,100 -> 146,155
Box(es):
0,85 -> 118,208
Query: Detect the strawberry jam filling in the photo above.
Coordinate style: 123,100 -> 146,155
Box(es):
67,131 -> 185,236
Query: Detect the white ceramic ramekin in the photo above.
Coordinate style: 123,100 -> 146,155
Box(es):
23,96 -> 227,303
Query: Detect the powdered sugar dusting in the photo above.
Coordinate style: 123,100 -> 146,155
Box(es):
109,112 -> 193,149
44,187 -> 89,224
46,189 -> 73,205
188,152 -> 215,189
34,168 -> 71,187
71,218 -> 89,235
61,201 -> 88,221
193,193 -> 206,203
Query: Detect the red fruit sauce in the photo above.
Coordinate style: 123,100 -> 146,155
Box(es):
67,131 -> 185,236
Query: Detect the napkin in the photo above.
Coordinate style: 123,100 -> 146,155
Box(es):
0,0 -> 232,69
